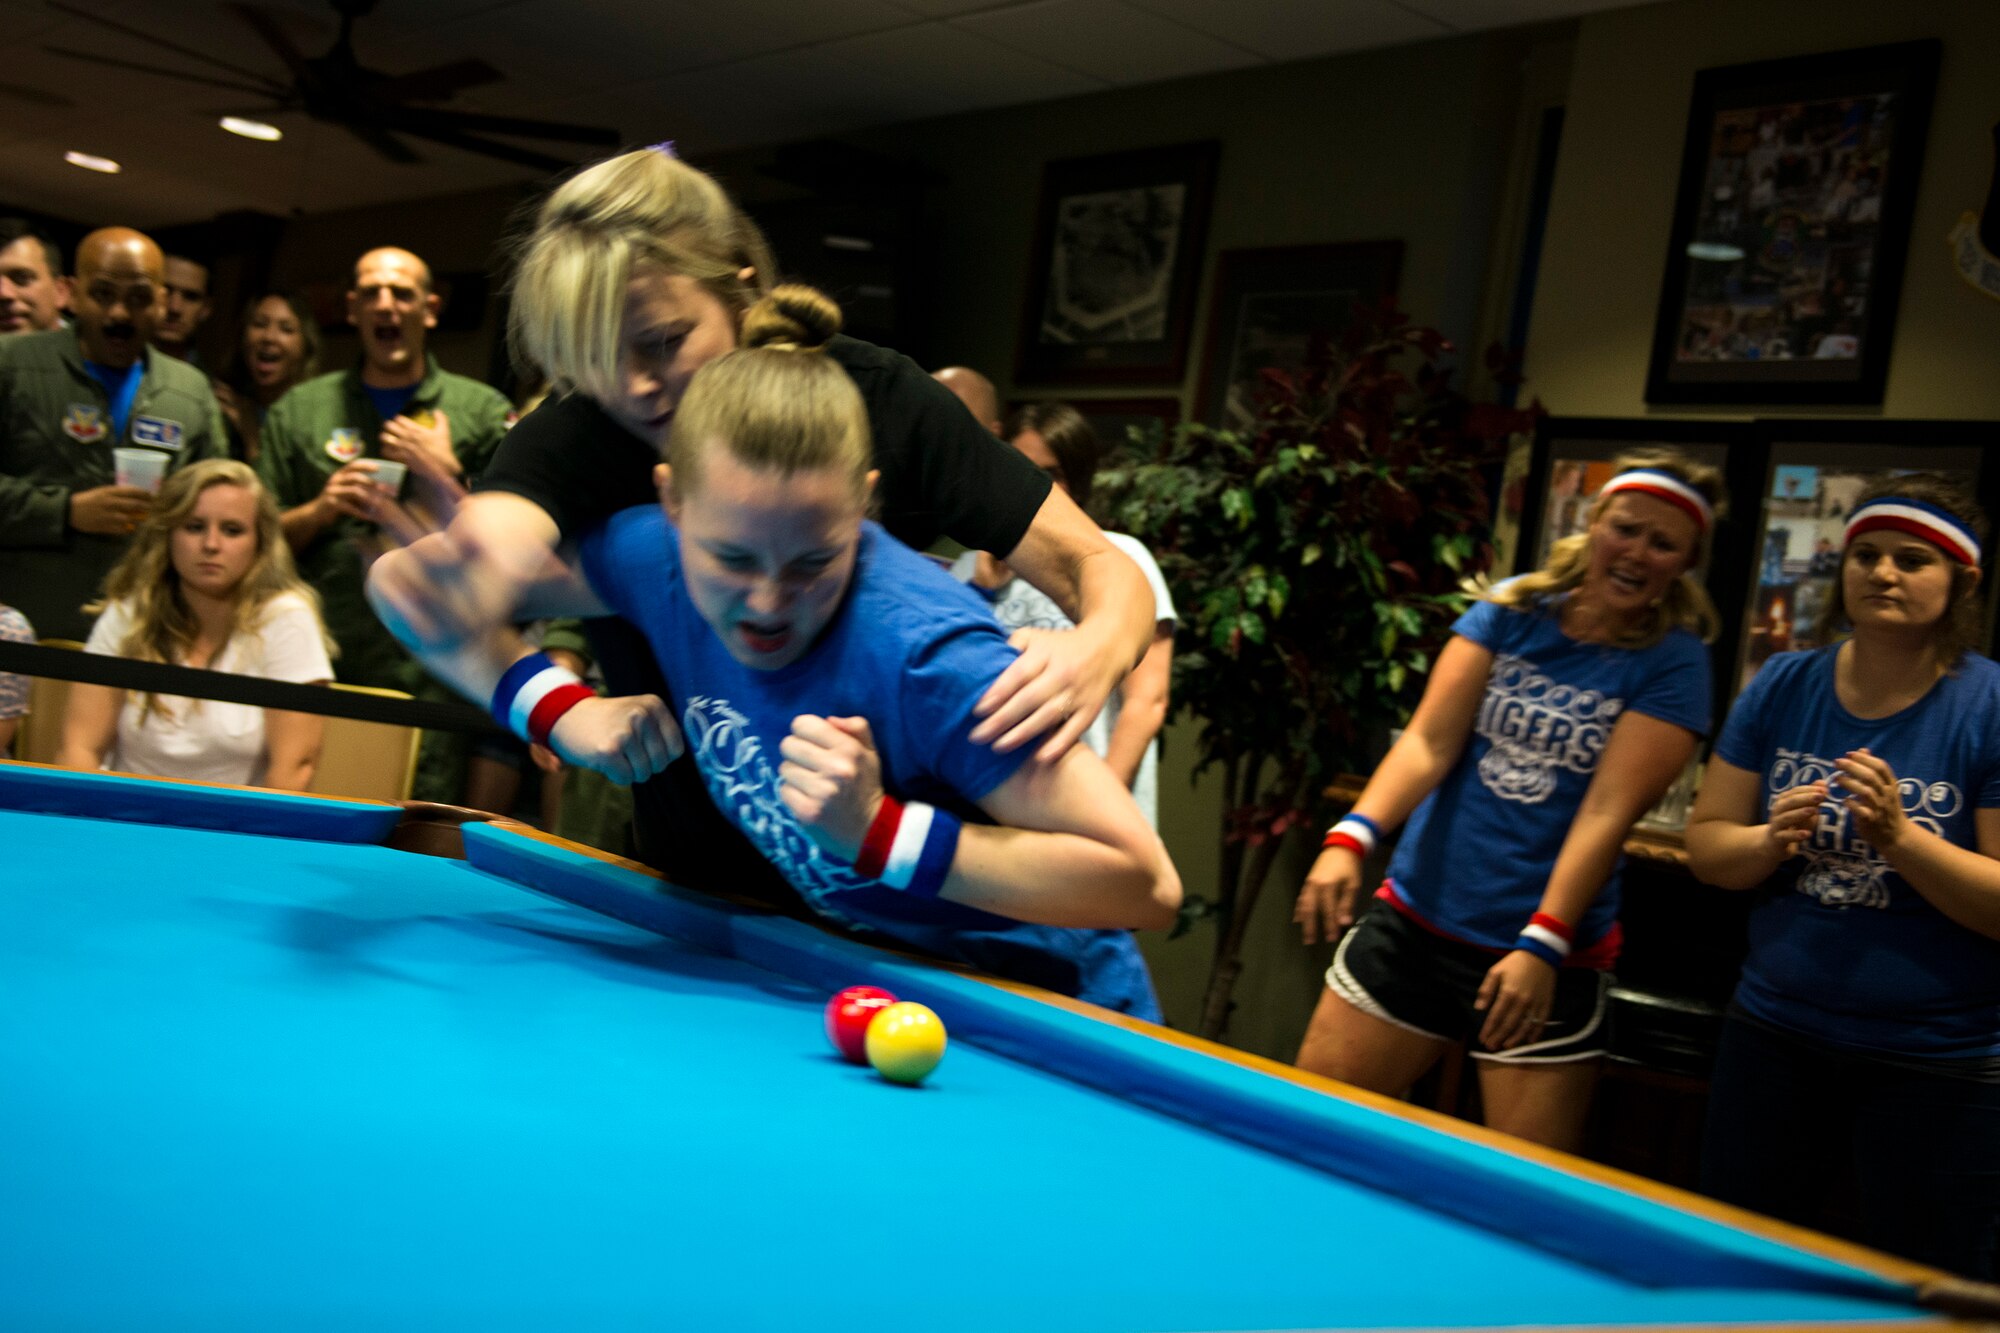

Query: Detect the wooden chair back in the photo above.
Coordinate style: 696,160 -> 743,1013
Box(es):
14,639 -> 85,765
308,682 -> 422,803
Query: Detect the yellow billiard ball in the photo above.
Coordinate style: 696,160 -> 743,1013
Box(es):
865,1001 -> 947,1085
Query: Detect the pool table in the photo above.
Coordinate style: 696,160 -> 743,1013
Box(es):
3,760 -> 1992,1332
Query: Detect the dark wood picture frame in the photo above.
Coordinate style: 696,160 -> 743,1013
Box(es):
1645,40 -> 1940,405
1193,241 -> 1402,429
1015,141 -> 1219,386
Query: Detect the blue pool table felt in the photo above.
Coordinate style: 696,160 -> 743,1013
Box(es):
0,795 -> 1952,1332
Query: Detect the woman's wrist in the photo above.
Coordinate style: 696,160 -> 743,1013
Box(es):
491,651 -> 593,746
853,795 -> 960,897
1512,911 -> 1572,969
1323,814 -> 1381,856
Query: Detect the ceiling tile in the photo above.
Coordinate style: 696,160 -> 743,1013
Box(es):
425,0 -> 918,89
1394,0 -> 1640,30
808,21 -> 1105,122
1119,0 -> 1446,60
36,0 -> 330,98
886,0 -> 1026,14
953,0 -> 1263,85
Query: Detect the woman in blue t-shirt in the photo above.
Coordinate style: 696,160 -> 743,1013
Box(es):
394,286 -> 1180,1017
1685,474 -> 2000,1278
1291,453 -> 1722,1150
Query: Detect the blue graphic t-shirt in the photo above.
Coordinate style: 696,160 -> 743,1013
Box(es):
578,505 -> 1160,1017
1714,647 -> 2000,1057
1385,592 -> 1711,958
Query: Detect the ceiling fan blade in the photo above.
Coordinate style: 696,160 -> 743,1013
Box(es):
340,120 -> 423,165
371,58 -> 504,103
200,105 -> 302,124
224,2 -> 312,82
397,124 -> 575,173
46,0 -> 276,85
42,44 -> 277,97
387,106 -> 621,148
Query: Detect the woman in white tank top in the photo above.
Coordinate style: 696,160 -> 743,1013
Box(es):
58,459 -> 335,789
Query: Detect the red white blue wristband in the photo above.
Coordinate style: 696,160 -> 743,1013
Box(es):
1514,912 -> 1573,968
1323,814 -> 1380,855
492,651 -> 595,748
853,795 -> 960,899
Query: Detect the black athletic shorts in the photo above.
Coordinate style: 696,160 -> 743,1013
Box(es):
1327,897 -> 1611,1063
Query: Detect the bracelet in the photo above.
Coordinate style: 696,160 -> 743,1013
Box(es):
492,651 -> 595,748
1514,911 -> 1573,968
854,795 -> 960,899
1322,814 -> 1380,855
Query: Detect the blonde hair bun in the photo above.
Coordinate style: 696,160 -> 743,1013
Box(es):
740,284 -> 842,353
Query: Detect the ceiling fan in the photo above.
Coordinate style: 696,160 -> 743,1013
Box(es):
43,0 -> 622,171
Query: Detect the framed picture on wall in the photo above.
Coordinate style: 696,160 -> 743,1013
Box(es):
1644,40 -> 1940,405
1015,141 -> 1219,386
1193,241 -> 1402,430
1733,420 -> 2000,696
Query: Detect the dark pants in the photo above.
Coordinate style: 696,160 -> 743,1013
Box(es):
1701,1013 -> 2000,1279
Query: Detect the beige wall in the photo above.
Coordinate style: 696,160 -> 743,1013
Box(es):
1529,0 -> 2000,418
852,26 -> 1558,407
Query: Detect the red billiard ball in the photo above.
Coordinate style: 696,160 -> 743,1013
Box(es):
825,985 -> 898,1063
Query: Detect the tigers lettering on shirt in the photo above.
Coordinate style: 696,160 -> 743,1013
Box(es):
1474,653 -> 1622,795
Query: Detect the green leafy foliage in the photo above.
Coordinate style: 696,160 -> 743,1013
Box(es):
1094,302 -> 1541,843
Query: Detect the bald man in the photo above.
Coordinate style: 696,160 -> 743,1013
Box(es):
931,365 -> 1003,436
255,245 -> 513,802
0,226 -> 223,637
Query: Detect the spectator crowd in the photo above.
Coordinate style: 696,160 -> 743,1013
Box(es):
0,217 -> 1167,838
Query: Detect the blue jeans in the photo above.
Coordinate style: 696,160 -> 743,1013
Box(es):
1701,1012 -> 2000,1279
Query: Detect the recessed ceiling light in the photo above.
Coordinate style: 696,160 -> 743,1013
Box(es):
64,150 -> 120,174
220,116 -> 282,142
1686,241 -> 1746,262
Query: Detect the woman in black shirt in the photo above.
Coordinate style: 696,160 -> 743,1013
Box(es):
369,147 -> 1154,894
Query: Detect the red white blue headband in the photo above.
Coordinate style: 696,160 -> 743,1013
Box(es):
1598,468 -> 1713,535
1843,498 -> 1982,569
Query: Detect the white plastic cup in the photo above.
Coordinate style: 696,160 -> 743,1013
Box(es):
113,447 -> 167,494
368,459 -> 408,497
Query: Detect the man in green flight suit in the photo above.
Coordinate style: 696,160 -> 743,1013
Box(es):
258,246 -> 513,804
0,226 -> 223,640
